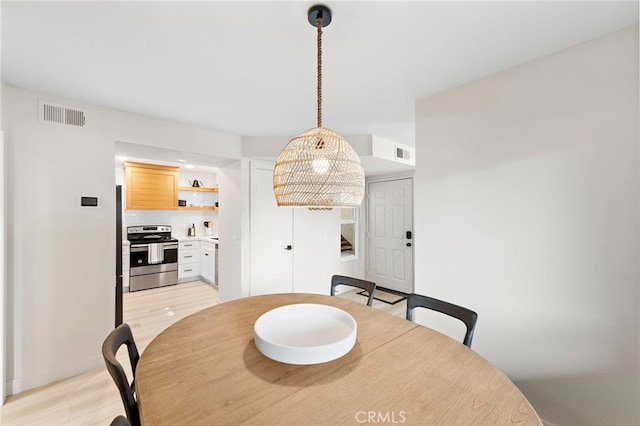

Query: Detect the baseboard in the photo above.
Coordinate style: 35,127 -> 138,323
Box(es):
8,353 -> 103,396
6,377 -> 19,399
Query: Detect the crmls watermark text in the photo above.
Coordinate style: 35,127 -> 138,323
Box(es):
355,411 -> 407,424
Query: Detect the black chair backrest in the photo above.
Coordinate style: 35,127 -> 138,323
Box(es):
110,415 -> 131,426
405,293 -> 478,347
331,275 -> 376,307
102,323 -> 140,426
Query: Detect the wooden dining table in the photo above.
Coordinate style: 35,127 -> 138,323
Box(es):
136,293 -> 541,425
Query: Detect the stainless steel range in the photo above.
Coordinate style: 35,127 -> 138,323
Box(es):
127,225 -> 178,291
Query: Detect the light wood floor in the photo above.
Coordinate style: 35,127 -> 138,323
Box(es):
0,282 -> 406,425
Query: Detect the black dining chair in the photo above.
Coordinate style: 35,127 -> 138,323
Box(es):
102,323 -> 140,426
330,275 -> 376,307
405,293 -> 478,348
110,415 -> 131,426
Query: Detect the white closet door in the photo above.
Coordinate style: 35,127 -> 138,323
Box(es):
250,161 -> 293,295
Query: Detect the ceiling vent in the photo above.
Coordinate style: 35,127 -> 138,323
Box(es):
396,147 -> 411,160
39,101 -> 86,127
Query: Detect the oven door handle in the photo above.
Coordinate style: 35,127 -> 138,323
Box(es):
130,242 -> 178,252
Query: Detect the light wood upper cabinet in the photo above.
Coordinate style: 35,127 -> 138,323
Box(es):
124,162 -> 179,210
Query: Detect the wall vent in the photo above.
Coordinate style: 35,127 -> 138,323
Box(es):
396,147 -> 411,160
39,101 -> 86,127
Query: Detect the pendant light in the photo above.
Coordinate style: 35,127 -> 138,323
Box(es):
273,4 -> 364,208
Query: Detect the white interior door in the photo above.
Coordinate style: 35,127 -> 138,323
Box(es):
250,161 -> 293,295
367,178 -> 414,293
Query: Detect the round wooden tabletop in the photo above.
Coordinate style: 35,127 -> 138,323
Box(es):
136,293 -> 541,425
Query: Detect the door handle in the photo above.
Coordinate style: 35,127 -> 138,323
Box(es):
406,231 -> 412,239
284,245 -> 292,251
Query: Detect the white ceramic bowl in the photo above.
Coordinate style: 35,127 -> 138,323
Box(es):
254,303 -> 357,365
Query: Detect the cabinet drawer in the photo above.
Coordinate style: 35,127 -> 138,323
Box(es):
179,249 -> 199,265
178,263 -> 200,278
179,241 -> 200,251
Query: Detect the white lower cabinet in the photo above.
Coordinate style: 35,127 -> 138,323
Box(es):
201,240 -> 216,284
178,240 -> 201,280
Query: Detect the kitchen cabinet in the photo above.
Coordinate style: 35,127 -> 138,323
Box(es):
200,240 -> 216,284
124,162 -> 179,210
178,240 -> 201,280
178,186 -> 218,211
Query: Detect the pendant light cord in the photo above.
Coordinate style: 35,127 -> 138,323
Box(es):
316,16 -> 323,128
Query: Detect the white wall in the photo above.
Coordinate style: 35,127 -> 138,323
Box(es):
124,210 -> 218,238
414,26 -> 638,425
217,160 -> 245,302
2,84 -> 241,394
241,134 -> 373,159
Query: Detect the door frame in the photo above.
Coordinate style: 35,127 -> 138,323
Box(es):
365,174 -> 415,293
1,130 -> 5,403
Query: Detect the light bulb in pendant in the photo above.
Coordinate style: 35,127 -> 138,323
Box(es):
312,157 -> 329,174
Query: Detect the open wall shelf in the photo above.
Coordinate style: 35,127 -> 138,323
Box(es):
179,186 -> 218,192
178,186 -> 218,210
179,206 -> 217,211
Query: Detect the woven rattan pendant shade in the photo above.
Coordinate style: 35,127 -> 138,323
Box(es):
273,5 -> 364,208
274,127 -> 364,207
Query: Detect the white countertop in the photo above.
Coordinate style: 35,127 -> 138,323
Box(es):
123,236 -> 218,245
173,235 -> 218,243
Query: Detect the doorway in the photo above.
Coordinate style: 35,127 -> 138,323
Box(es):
366,178 -> 414,294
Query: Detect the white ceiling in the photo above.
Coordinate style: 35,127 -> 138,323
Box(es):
2,1 -> 638,153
